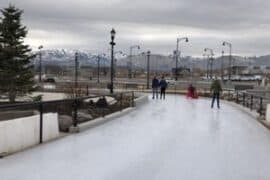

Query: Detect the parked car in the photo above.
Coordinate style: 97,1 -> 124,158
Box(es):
254,75 -> 262,81
231,75 -> 241,81
166,79 -> 176,85
43,77 -> 56,83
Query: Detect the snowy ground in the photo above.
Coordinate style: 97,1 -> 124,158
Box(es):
1,95 -> 270,180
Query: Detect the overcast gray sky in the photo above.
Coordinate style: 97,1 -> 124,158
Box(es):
1,0 -> 270,56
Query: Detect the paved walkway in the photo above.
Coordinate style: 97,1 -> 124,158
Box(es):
1,95 -> 270,180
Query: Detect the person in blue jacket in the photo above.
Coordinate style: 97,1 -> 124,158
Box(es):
152,76 -> 159,99
159,76 -> 168,100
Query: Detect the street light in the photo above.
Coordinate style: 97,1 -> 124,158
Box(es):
221,50 -> 224,81
175,37 -> 188,81
38,45 -> 43,82
110,28 -> 116,94
222,41 -> 232,80
74,52 -> 79,91
113,51 -> 126,79
146,51 -> 151,89
96,53 -> 106,83
204,48 -> 214,80
129,45 -> 140,79
202,53 -> 208,78
141,51 -> 151,89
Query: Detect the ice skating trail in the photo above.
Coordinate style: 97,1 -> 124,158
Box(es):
1,95 -> 270,180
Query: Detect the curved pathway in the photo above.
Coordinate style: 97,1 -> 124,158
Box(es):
1,95 -> 270,180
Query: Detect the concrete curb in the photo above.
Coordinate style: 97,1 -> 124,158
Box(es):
70,94 -> 149,133
134,93 -> 149,107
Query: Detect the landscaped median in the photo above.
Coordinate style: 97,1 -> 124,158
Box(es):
69,93 -> 148,133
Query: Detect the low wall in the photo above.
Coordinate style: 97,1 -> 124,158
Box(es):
266,104 -> 270,123
0,113 -> 59,156
70,94 -> 149,133
134,93 -> 149,107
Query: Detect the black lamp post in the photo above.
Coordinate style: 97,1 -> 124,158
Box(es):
147,51 -> 151,89
97,55 -> 100,83
175,37 -> 188,81
204,48 -> 214,80
38,45 -> 43,82
129,45 -> 140,79
222,41 -> 232,80
75,52 -> 79,90
110,28 -> 116,94
221,50 -> 224,81
96,54 -> 105,83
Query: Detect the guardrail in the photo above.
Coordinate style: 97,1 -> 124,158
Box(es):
38,81 -> 269,117
223,88 -> 270,117
0,91 -> 135,144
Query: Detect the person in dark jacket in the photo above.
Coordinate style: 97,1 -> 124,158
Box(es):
210,77 -> 222,108
152,76 -> 159,99
159,76 -> 168,100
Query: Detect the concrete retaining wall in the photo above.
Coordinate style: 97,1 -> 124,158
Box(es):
70,108 -> 134,133
266,104 -> 270,123
0,113 -> 59,156
134,93 -> 149,107
71,94 -> 149,133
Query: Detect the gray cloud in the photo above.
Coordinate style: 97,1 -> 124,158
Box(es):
1,0 -> 270,56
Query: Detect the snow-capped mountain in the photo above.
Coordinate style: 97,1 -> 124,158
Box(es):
33,49 -> 110,67
33,49 -> 270,71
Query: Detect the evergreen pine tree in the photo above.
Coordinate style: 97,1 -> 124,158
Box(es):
0,5 -> 35,103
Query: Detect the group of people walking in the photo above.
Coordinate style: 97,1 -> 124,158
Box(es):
152,76 -> 168,99
151,75 -> 222,108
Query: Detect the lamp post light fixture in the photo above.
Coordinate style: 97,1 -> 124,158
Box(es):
222,41 -> 232,80
175,37 -> 188,81
129,45 -> 140,79
110,28 -> 116,94
204,48 -> 214,80
38,45 -> 43,83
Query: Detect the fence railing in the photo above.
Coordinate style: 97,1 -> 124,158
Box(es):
0,91 -> 135,144
222,88 -> 270,117
38,81 -> 269,117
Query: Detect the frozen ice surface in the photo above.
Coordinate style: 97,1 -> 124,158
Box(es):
1,95 -> 270,180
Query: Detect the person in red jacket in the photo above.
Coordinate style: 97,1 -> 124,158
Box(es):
187,84 -> 198,99
187,84 -> 195,98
